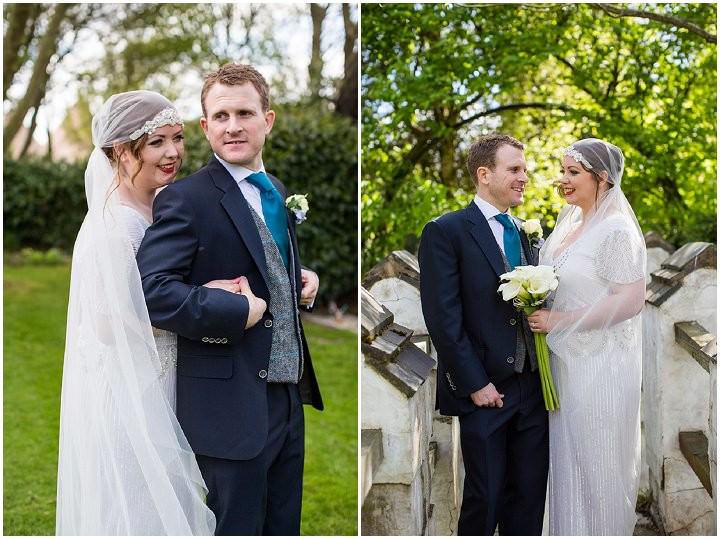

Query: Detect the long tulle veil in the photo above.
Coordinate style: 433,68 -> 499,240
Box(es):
56,91 -> 215,535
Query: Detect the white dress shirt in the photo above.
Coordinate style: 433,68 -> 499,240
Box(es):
215,154 -> 267,224
473,194 -> 517,257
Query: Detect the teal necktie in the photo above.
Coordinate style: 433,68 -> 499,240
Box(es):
245,171 -> 290,268
495,213 -> 521,269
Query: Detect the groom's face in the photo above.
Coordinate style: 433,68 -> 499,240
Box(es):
478,144 -> 528,211
200,82 -> 275,170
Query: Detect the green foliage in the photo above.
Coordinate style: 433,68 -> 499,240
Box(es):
264,103 -> 358,305
3,263 -> 357,535
3,158 -> 87,251
362,3 -> 717,269
6,247 -> 70,266
177,120 -> 213,177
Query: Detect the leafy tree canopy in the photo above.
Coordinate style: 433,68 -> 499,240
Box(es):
362,3 -> 716,270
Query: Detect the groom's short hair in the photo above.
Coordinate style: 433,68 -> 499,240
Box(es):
201,63 -> 270,116
467,134 -> 524,180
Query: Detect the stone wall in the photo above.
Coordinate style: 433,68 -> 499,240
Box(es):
643,241 -> 716,535
361,252 -> 462,536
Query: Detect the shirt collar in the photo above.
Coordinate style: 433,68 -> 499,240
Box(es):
473,194 -> 513,222
215,153 -> 266,182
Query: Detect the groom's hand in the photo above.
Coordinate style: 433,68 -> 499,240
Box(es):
299,269 -> 319,306
471,383 -> 505,408
238,277 -> 267,329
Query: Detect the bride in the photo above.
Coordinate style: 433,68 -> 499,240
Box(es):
527,138 -> 646,535
56,91 -> 243,534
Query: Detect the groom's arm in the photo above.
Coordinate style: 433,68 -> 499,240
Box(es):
418,219 -> 490,397
137,187 -> 250,343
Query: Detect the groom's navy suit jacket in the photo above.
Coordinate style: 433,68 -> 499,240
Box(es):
137,156 -> 323,462
418,202 -> 535,417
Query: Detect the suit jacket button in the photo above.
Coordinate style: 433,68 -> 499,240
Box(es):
509,318 -> 517,326
264,319 -> 273,328
258,369 -> 268,379
202,337 -> 209,342
506,356 -> 514,364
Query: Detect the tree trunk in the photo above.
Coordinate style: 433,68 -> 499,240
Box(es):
16,67 -> 51,158
3,3 -> 42,101
3,3 -> 72,153
47,125 -> 53,160
335,3 -> 357,120
308,3 -> 327,100
19,106 -> 40,159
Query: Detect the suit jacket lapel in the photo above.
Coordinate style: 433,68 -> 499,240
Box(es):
207,157 -> 271,286
464,203 -> 506,277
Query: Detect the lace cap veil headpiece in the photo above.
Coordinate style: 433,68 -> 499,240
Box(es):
86,91 -> 183,211
562,138 -> 625,186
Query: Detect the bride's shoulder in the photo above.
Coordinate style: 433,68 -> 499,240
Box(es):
595,213 -> 637,239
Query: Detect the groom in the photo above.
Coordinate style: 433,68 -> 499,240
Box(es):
137,63 -> 323,535
418,134 -> 548,535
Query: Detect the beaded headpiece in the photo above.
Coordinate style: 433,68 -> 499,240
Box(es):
128,107 -> 184,140
563,145 -> 593,170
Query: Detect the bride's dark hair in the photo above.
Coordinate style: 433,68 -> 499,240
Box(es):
102,134 -> 149,186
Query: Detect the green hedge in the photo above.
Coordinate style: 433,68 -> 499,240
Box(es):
265,104 -> 358,307
4,104 -> 357,304
3,158 -> 87,251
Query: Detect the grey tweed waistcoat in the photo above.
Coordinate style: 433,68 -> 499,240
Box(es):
500,244 -> 538,373
249,207 -> 303,383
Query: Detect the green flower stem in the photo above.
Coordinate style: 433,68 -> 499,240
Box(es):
523,307 -> 560,411
535,332 -> 559,410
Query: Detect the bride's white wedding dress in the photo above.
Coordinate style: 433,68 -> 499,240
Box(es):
118,204 -> 178,408
541,212 -> 645,536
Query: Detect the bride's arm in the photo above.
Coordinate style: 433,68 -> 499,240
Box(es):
531,226 -> 646,333
548,278 -> 645,331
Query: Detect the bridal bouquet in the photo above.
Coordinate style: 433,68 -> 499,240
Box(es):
498,265 -> 560,411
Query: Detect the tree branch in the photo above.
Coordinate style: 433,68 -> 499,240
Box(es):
593,4 -> 716,43
389,101 -> 575,187
454,102 -> 573,129
3,3 -> 73,152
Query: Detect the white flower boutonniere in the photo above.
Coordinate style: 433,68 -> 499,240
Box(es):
522,219 -> 544,248
285,194 -> 309,224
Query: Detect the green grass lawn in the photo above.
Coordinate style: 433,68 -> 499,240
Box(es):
4,262 -> 357,535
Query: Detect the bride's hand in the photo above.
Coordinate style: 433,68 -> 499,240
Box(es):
527,309 -> 551,333
203,277 -> 242,294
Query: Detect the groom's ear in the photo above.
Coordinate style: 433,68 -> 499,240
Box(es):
475,166 -> 490,186
199,117 -> 209,139
264,109 -> 275,135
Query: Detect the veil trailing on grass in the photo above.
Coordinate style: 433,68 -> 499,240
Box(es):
56,91 -> 215,535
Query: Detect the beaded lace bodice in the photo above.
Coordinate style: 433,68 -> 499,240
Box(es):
117,205 -> 177,381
